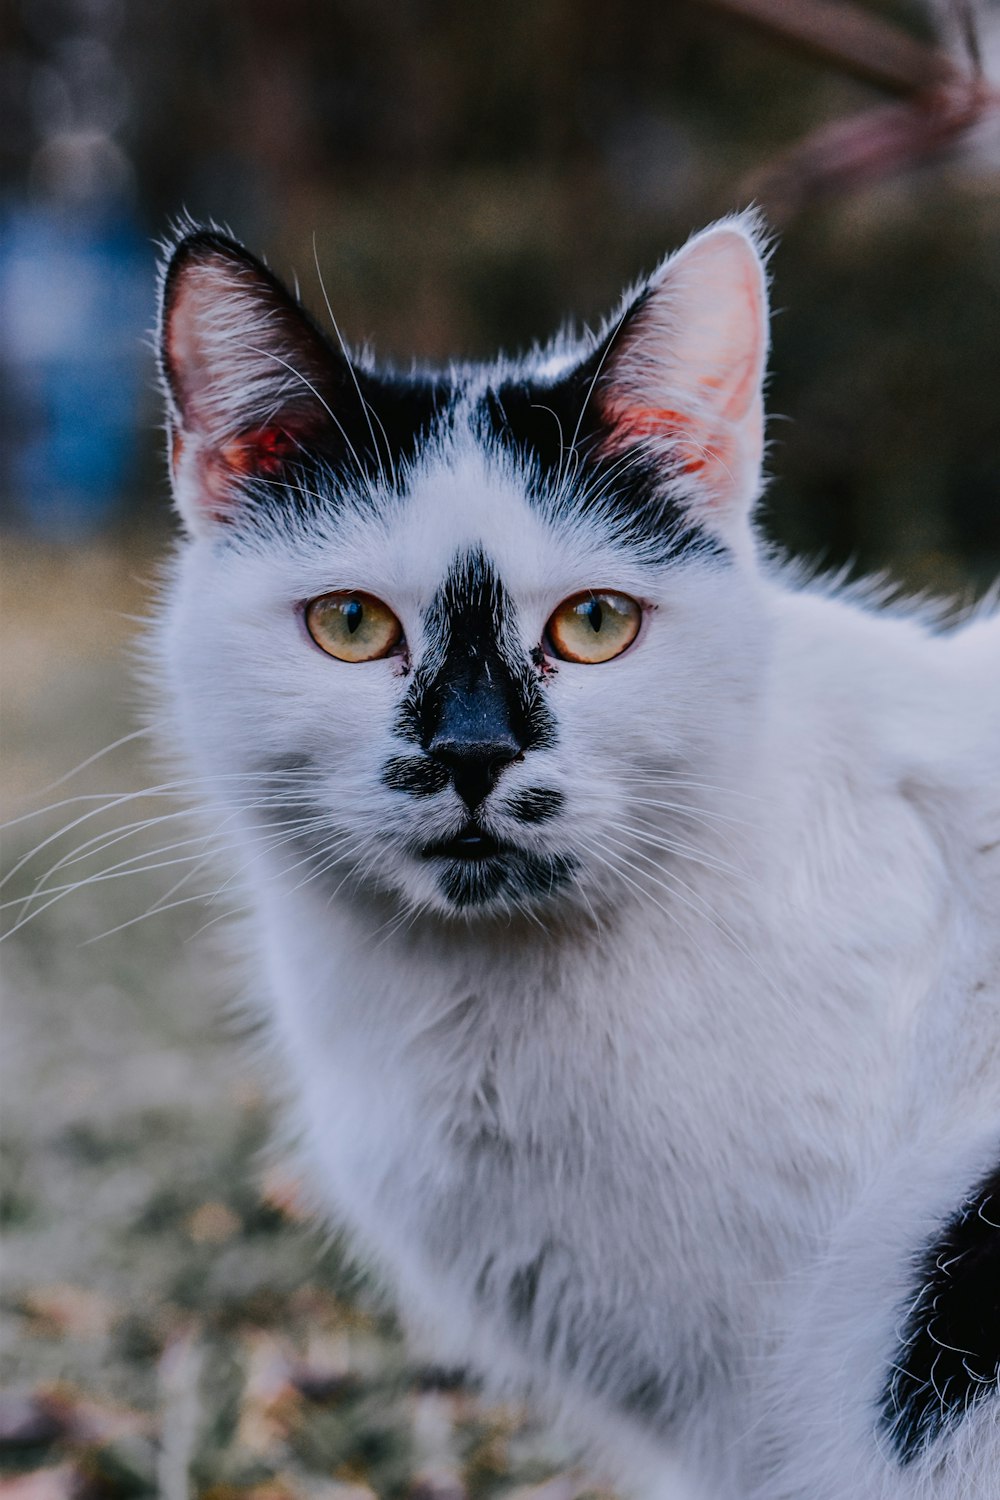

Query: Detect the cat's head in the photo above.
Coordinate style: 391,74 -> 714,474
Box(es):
157,216 -> 770,921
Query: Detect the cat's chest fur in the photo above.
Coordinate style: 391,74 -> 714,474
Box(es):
248,701 -> 967,1435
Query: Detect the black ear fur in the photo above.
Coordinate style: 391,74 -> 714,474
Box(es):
158,227 -> 344,434
157,227 -> 450,533
591,218 -> 769,524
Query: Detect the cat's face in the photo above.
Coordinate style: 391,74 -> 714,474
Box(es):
159,218 -> 769,918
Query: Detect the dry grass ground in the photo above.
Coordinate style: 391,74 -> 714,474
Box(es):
0,539 -> 613,1500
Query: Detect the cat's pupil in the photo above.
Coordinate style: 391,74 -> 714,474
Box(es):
345,599 -> 363,634
586,600 -> 603,633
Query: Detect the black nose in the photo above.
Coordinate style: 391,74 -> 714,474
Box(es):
424,669 -> 527,811
427,732 -> 521,811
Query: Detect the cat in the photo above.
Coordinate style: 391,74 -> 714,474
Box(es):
154,214 -> 1000,1500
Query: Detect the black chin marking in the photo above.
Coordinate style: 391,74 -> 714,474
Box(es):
382,756 -> 450,796
505,788 -> 565,824
440,857 -> 508,908
437,849 -> 576,909
880,1157 -> 1000,1463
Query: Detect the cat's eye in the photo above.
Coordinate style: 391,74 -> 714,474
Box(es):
305,591 -> 403,662
546,590 -> 642,664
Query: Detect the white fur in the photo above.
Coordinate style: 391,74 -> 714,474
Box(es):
155,219 -> 1000,1498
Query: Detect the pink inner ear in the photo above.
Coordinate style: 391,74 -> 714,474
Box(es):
657,229 -> 766,427
162,240 -> 344,530
595,224 -> 767,513
164,271 -> 227,418
220,424 -> 311,478
598,406 -> 707,476
170,422 -> 317,526
709,250 -> 766,424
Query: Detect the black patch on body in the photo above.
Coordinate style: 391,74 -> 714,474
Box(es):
880,1159 -> 1000,1463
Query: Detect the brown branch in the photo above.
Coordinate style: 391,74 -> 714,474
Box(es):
692,0 -> 998,223
946,0 -> 985,77
697,0 -> 961,96
742,80 -> 998,222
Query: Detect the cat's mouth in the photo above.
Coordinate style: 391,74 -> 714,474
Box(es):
416,824 -> 576,910
421,825 -> 506,862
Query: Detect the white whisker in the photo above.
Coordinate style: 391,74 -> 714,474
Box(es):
604,817 -> 747,880
312,231 -> 397,493
241,342 -> 371,489
10,726 -> 156,802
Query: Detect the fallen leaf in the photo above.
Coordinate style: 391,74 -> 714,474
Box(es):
21,1287 -> 114,1340
0,1465 -> 80,1500
185,1201 -> 242,1244
258,1166 -> 310,1223
236,1334 -> 302,1454
408,1472 -> 467,1500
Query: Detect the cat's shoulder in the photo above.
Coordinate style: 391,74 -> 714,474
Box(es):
764,566 -> 1000,747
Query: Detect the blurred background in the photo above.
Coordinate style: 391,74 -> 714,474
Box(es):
1,2 -> 999,1497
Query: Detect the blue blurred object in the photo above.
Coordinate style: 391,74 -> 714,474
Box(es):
0,201 -> 152,537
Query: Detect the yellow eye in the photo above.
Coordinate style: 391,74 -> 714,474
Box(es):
305,591 -> 403,662
546,590 -> 642,664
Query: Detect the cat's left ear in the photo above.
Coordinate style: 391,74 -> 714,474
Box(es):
157,227 -> 351,536
597,215 -> 770,538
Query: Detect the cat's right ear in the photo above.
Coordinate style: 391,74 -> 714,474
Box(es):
158,229 -> 347,535
593,215 -> 770,541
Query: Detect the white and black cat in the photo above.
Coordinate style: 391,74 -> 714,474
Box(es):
155,215 -> 1000,1500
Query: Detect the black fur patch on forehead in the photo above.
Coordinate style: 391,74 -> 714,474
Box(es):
340,368 -> 455,491
231,370 -> 454,534
476,351 -> 726,564
394,548 -> 557,753
880,1157 -> 1000,1463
